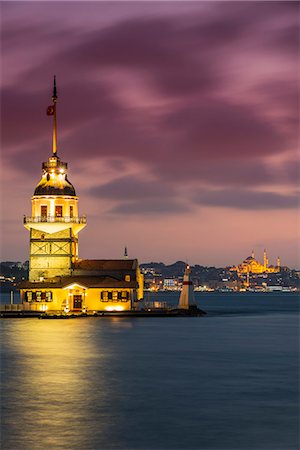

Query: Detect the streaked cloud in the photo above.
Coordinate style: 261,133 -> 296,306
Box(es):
1,1 -> 299,265
193,189 -> 299,210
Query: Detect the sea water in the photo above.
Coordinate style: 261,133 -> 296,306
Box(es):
1,293 -> 299,449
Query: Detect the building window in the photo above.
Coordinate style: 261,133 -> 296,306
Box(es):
122,291 -> 129,301
26,291 -> 32,302
108,292 -> 112,300
112,291 -> 118,302
101,291 -> 108,301
41,205 -> 47,218
125,275 -> 131,282
70,206 -> 73,218
25,291 -> 52,302
55,205 -> 63,217
45,292 -> 52,302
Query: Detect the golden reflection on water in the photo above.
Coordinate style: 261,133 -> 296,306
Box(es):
108,316 -> 135,330
2,319 -> 127,450
1,306 -> 299,450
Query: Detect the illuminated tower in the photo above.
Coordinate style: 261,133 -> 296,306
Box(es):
178,265 -> 197,310
24,77 -> 86,281
277,257 -> 281,270
263,249 -> 269,270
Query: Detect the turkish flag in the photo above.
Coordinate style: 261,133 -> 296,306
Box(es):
47,105 -> 54,115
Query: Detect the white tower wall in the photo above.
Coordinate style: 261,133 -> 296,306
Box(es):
178,266 -> 196,309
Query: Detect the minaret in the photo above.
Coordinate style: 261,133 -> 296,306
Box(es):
263,249 -> 268,270
24,77 -> 86,281
124,246 -> 128,259
178,265 -> 197,310
251,249 -> 255,258
277,257 -> 281,270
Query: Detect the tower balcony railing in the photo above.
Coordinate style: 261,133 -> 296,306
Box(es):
23,215 -> 87,224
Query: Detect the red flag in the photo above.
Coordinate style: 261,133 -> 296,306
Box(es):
47,105 -> 54,116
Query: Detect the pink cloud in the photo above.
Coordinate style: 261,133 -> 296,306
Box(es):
1,1 -> 299,266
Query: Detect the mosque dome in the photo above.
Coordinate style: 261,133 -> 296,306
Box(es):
244,256 -> 256,262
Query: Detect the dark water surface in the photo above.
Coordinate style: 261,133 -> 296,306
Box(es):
1,293 -> 299,449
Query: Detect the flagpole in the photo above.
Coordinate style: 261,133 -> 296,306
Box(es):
52,75 -> 58,156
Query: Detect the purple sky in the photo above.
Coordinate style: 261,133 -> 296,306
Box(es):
1,1 -> 299,267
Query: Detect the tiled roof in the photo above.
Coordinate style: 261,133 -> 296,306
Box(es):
74,259 -> 137,271
19,275 -> 137,289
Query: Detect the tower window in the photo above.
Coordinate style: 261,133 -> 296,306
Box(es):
70,206 -> 73,218
55,205 -> 63,217
125,275 -> 131,282
41,206 -> 47,217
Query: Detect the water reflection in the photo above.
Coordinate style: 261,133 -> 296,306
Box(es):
1,301 -> 299,450
108,317 -> 134,330
1,319 -> 126,449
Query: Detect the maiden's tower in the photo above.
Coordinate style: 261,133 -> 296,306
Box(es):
20,78 -> 144,312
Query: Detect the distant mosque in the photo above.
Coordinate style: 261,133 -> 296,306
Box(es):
230,249 -> 281,275
20,78 -> 144,312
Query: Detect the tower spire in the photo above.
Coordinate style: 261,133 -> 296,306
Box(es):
52,75 -> 58,156
52,75 -> 57,101
46,78 -> 58,155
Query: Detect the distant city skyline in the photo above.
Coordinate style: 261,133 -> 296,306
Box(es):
1,2 -> 299,268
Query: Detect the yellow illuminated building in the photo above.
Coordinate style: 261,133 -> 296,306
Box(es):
20,78 -> 143,312
230,249 -> 281,275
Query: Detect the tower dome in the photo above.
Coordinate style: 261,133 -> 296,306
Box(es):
34,155 -> 76,196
